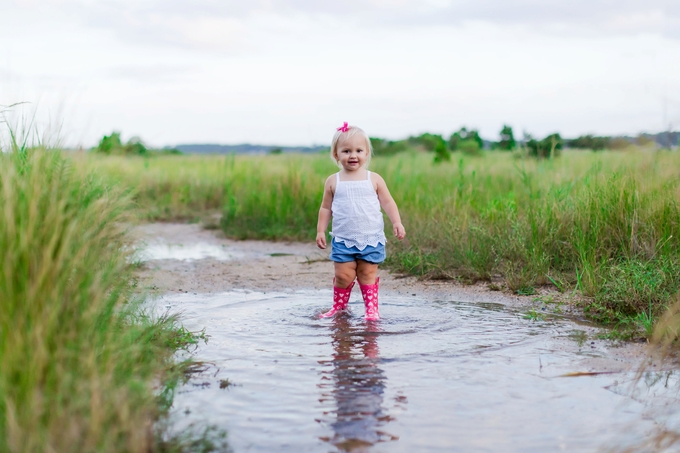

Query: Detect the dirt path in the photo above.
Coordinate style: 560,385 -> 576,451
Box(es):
132,222 -> 650,372
133,223 -> 554,305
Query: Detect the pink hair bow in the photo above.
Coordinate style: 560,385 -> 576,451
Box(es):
337,122 -> 349,133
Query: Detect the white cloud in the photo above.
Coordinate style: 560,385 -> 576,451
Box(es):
11,0 -> 680,53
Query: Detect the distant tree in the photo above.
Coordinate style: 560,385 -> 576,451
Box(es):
370,137 -> 408,156
93,132 -> 147,156
449,127 -> 483,151
269,147 -> 283,154
465,130 -> 484,150
567,134 -> 610,151
498,125 -> 516,151
409,133 -> 444,151
125,137 -> 148,156
448,129 -> 463,151
433,139 -> 451,163
526,133 -> 563,159
369,137 -> 385,151
95,132 -> 123,154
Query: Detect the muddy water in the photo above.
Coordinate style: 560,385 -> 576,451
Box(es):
153,289 -> 675,452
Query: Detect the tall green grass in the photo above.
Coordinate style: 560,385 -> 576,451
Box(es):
0,148 -> 209,452
73,153 -> 234,220
79,150 -> 680,327
387,151 -> 680,324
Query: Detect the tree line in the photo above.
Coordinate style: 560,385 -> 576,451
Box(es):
93,132 -> 181,156
370,126 -> 677,162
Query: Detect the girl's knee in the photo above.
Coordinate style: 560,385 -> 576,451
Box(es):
356,264 -> 378,284
357,268 -> 375,279
334,269 -> 356,288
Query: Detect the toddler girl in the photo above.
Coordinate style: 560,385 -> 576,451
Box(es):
316,122 -> 406,320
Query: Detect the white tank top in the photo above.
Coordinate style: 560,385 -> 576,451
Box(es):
330,171 -> 386,250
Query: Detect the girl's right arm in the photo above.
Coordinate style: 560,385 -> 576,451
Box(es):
316,176 -> 334,249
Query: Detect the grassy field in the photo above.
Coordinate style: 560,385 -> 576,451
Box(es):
77,149 -> 680,335
0,147 -> 221,452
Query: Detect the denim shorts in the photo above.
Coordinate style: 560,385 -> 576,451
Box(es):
330,239 -> 386,264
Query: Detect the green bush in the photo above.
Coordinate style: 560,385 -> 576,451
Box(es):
525,133 -> 562,158
433,139 -> 451,163
370,137 -> 409,156
568,134 -> 611,151
93,132 -> 148,156
408,133 -> 444,151
459,139 -> 482,156
497,125 -> 516,151
595,258 -> 680,319
96,131 -> 124,153
449,127 -> 483,151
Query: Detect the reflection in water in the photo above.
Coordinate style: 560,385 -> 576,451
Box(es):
135,241 -> 243,261
318,315 -> 402,452
157,291 -> 670,452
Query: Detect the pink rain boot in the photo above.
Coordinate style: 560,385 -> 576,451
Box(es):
320,279 -> 355,318
360,277 -> 380,321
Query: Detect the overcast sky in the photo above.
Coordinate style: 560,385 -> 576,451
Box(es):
2,0 -> 679,147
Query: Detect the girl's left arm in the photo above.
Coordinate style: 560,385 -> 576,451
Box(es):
375,174 -> 406,240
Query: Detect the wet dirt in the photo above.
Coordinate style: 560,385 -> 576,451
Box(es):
132,223 -> 582,309
134,223 -> 678,452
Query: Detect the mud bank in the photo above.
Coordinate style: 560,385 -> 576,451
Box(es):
134,223 -> 580,307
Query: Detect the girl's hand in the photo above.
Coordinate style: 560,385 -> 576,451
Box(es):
316,232 -> 327,249
393,223 -> 406,240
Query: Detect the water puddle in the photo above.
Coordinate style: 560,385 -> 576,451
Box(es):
151,290 -> 680,452
135,241 -> 245,261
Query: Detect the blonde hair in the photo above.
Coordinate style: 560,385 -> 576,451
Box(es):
330,124 -> 373,168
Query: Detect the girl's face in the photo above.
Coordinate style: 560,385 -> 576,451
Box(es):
334,134 -> 369,172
